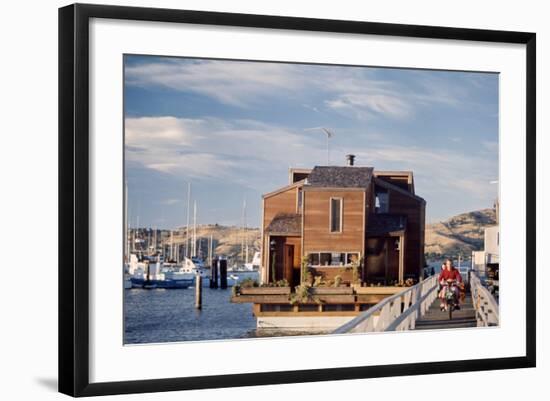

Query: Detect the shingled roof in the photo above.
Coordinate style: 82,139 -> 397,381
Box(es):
367,213 -> 407,236
307,166 -> 374,188
265,213 -> 302,235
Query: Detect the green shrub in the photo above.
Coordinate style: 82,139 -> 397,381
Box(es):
289,283 -> 321,305
351,258 -> 363,284
300,256 -> 309,284
313,275 -> 324,287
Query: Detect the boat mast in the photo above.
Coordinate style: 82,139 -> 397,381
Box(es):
124,182 -> 129,262
208,234 -> 213,267
153,226 -> 157,255
175,230 -> 179,264
186,182 -> 191,258
243,198 -> 248,264
135,214 -> 140,253
170,230 -> 174,261
192,201 -> 197,257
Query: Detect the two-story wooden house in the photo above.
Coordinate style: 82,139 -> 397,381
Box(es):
262,155 -> 425,286
232,155 -> 426,330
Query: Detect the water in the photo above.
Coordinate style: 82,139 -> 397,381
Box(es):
124,287 -> 257,344
126,263 -> 481,344
124,268 -> 332,344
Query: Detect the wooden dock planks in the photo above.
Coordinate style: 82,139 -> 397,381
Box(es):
414,294 -> 477,330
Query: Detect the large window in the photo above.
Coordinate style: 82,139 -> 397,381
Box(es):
308,253 -> 320,266
308,252 -> 360,267
330,197 -> 342,232
375,190 -> 389,213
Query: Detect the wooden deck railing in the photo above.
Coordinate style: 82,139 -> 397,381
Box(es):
470,271 -> 499,326
333,275 -> 439,333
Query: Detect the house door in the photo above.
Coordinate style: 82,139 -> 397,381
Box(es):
384,238 -> 400,285
283,244 -> 294,285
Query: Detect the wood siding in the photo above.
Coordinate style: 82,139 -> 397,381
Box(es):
387,189 -> 425,278
309,267 -> 354,283
263,187 -> 298,227
260,172 -> 424,284
302,189 -> 366,255
262,187 -> 298,271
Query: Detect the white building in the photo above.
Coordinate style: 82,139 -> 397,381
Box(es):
472,225 -> 499,274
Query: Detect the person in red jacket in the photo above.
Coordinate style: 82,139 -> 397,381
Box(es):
438,259 -> 463,311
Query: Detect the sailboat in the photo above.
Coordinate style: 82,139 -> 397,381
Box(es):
229,198 -> 260,274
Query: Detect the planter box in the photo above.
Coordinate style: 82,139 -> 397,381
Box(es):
354,286 -> 404,295
310,287 -> 354,295
317,295 -> 356,304
239,287 -> 291,295
231,294 -> 291,304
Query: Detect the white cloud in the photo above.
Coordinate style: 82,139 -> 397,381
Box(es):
353,144 -> 497,202
125,59 -> 470,121
125,116 -> 201,148
126,61 -> 305,107
126,115 -> 497,211
124,58 -> 498,223
325,93 -> 412,120
125,116 -> 327,190
159,198 -> 181,205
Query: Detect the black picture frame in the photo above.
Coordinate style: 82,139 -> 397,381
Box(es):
59,3 -> 536,397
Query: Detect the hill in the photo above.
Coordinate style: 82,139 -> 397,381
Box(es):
425,208 -> 497,259
175,224 -> 261,264
170,208 -> 497,263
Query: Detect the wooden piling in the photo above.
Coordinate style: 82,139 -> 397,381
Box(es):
195,274 -> 202,309
210,258 -> 218,289
219,259 -> 228,289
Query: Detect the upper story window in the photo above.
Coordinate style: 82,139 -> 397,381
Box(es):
375,190 -> 389,214
297,188 -> 303,212
330,197 -> 342,233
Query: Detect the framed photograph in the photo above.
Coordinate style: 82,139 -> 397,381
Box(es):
58,3 -> 536,397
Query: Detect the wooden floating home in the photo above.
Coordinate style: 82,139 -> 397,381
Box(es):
231,155 -> 426,331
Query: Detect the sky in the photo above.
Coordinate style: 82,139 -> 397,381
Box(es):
124,55 -> 499,229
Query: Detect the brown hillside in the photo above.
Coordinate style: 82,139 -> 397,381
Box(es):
425,208 -> 497,258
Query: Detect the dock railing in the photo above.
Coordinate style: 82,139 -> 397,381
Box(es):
470,271 -> 499,326
333,275 -> 439,334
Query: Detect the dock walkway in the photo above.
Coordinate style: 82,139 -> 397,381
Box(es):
414,293 -> 477,330
332,273 -> 496,334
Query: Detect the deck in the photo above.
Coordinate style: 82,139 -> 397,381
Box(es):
414,293 -> 477,330
333,272 -> 498,333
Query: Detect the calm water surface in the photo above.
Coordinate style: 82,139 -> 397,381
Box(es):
124,287 -> 257,344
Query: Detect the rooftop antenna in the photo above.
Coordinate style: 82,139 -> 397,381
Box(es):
304,127 -> 334,165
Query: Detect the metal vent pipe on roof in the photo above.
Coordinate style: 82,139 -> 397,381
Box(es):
346,154 -> 355,166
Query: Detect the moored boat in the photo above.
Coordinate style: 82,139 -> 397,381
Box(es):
127,254 -> 193,289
